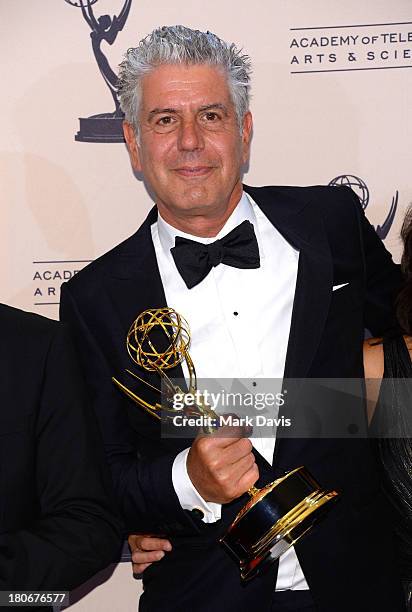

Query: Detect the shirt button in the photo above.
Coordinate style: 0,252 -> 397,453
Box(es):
233,311 -> 239,316
191,507 -> 205,520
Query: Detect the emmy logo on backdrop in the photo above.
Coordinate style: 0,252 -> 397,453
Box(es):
112,307 -> 339,581
329,174 -> 399,240
65,0 -> 132,142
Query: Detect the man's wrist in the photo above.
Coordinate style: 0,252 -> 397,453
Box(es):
172,448 -> 222,523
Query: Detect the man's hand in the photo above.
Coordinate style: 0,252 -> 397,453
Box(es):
187,425 -> 259,504
129,534 -> 172,575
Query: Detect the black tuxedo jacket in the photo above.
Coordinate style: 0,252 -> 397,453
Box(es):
60,185 -> 405,612
0,305 -> 122,610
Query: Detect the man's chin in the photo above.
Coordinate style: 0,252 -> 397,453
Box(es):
158,195 -> 221,220
172,201 -> 217,216
178,187 -> 217,210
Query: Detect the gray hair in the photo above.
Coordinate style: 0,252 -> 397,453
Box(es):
117,25 -> 251,134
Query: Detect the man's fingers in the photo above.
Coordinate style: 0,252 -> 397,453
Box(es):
196,417 -> 251,446
236,462 -> 260,493
231,448 -> 256,476
133,562 -> 150,574
213,454 -> 257,500
138,536 -> 172,552
211,421 -> 252,442
194,431 -> 252,462
130,537 -> 171,578
222,437 -> 253,465
128,535 -> 172,552
188,422 -> 257,502
132,549 -> 165,564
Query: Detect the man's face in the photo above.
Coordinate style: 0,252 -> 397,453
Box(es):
123,63 -> 252,229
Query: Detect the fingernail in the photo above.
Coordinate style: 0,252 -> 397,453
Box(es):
157,551 -> 165,559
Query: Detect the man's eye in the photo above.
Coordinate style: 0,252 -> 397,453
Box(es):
204,112 -> 219,121
158,116 -> 173,125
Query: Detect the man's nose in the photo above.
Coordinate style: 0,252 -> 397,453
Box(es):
177,119 -> 204,151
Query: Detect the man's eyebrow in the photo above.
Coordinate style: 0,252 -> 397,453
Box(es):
199,103 -> 228,115
147,103 -> 229,119
148,107 -> 176,118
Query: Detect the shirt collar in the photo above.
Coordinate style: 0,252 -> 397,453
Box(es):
157,190 -> 258,255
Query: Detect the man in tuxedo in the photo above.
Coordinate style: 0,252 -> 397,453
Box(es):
0,304 -> 122,610
60,25 -> 405,611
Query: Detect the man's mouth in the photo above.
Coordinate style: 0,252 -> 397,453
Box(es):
173,166 -> 214,178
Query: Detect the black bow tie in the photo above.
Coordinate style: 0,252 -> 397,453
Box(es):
170,220 -> 260,289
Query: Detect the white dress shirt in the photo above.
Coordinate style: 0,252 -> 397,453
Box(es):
151,191 -> 309,590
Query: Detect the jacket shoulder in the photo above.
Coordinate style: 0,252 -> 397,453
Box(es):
62,231 -> 139,297
245,183 -> 360,213
0,303 -> 58,342
64,204 -> 157,300
0,304 -> 64,373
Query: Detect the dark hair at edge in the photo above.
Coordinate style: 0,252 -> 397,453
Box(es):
396,204 -> 412,334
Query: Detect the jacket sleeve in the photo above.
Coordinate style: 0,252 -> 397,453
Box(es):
59,282 -> 205,537
0,324 -> 123,590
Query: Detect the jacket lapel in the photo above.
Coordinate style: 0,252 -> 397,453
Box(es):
244,186 -> 333,470
281,211 -> 333,380
105,206 -> 190,448
106,206 -> 167,327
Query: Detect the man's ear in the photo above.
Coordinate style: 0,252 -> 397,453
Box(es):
241,111 -> 253,164
123,121 -> 142,172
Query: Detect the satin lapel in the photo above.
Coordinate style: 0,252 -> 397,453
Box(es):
107,208 -> 168,333
282,210 -> 333,381
277,215 -> 333,469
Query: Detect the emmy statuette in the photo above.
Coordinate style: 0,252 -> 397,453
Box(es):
113,307 -> 339,581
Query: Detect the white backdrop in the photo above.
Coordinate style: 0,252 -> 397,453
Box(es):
2,1 -> 411,609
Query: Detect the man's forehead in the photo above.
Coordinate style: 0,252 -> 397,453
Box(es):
139,63 -> 232,108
